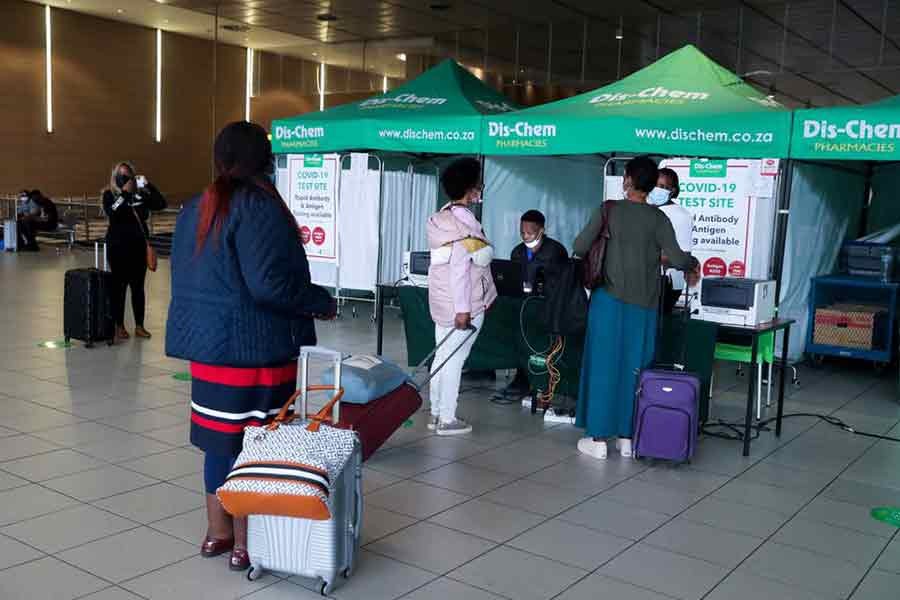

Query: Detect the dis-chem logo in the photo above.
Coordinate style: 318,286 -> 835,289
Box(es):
274,124 -> 326,149
360,93 -> 448,109
590,86 -> 710,105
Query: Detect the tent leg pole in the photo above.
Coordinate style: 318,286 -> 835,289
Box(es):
772,159 -> 794,311
859,163 -> 874,238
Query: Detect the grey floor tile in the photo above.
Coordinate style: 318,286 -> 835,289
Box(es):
712,479 -> 814,516
874,538 -> 900,574
43,465 -> 157,502
100,409 -> 184,434
743,542 -> 866,599
526,456 -> 637,495
602,479 -> 704,516
117,448 -> 201,480
79,588 -> 145,600
0,469 -> 30,491
802,497 -> 896,538
122,554 -> 260,599
508,519 -> 632,570
58,527 -> 196,583
2,504 -> 137,553
559,497 -> 671,540
142,423 -> 190,446
93,482 -> 202,523
364,447 -> 452,478
482,479 -> 592,516
75,434 -> 174,462
635,466 -> 729,495
400,577 -> 505,600
461,447 -> 562,476
429,498 -> 545,543
0,434 -> 60,462
0,448 -> 106,482
148,508 -> 206,547
0,483 -> 78,526
241,581 -> 326,599
360,506 -> 417,545
557,574 -> 677,600
4,406 -> 85,433
681,497 -> 789,538
0,532 -> 45,570
401,436 -> 489,461
366,521 -> 496,574
644,518 -> 763,568
706,570 -> 831,600
169,472 -> 204,494
0,556 -> 108,600
361,468 -> 402,496
330,550 -> 435,600
31,422 -> 133,447
851,569 -> 900,600
413,462 -> 518,496
366,480 -> 470,519
600,543 -> 730,600
823,478 -> 900,509
449,546 -> 588,600
738,462 -> 835,495
773,518 -> 889,568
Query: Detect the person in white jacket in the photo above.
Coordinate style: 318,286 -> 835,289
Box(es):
652,168 -> 694,314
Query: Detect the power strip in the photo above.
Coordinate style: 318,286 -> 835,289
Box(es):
520,398 -> 576,425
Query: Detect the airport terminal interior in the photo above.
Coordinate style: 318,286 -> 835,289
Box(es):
3,1 -> 900,599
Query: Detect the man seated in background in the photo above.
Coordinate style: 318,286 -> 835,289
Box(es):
17,190 -> 59,251
495,210 -> 568,400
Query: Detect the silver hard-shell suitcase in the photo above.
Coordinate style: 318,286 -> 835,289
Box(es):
246,347 -> 362,595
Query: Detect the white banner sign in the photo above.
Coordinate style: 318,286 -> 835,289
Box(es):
288,154 -> 339,262
660,159 -> 755,279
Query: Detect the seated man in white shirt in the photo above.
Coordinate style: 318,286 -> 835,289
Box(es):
653,168 -> 694,313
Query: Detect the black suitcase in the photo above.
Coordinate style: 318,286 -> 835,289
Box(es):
64,261 -> 115,348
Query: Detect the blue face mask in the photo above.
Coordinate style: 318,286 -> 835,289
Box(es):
648,187 -> 671,206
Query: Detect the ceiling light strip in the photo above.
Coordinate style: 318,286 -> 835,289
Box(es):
45,5 -> 53,133
245,47 -> 254,122
155,29 -> 162,142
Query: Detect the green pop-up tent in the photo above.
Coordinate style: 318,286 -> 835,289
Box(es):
270,59 -> 517,155
481,45 -> 792,158
790,95 -> 900,161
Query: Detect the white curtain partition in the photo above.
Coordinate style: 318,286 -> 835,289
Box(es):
378,168 -> 438,284
778,162 -> 865,361
482,155 -> 605,257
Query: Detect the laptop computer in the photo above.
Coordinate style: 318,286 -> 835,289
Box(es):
491,259 -> 525,298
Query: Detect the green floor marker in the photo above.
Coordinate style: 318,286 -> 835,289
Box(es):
871,507 -> 900,527
38,340 -> 72,349
173,372 -> 192,382
403,418 -> 414,428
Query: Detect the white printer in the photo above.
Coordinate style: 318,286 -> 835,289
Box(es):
698,278 -> 776,327
401,251 -> 430,287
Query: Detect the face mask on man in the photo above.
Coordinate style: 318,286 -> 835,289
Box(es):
648,186 -> 671,206
524,234 -> 543,250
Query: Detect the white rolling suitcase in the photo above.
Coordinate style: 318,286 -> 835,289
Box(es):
245,347 -> 363,596
3,219 -> 16,251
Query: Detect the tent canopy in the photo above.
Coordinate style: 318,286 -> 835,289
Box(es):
481,45 -> 792,158
790,95 -> 900,161
271,59 -> 517,155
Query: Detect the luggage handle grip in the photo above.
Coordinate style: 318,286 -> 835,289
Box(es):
298,347 -> 343,424
269,386 -> 344,432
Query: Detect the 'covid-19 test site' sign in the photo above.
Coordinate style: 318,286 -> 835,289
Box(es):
287,154 -> 339,262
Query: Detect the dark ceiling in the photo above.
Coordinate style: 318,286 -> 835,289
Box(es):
168,0 -> 900,107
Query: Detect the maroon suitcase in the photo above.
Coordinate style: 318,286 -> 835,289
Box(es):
297,327 -> 476,461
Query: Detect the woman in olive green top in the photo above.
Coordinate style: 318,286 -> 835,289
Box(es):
573,156 -> 699,460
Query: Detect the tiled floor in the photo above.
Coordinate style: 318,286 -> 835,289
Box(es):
1,250 -> 899,600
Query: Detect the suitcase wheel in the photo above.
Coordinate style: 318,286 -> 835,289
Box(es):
246,565 -> 263,582
319,581 -> 329,596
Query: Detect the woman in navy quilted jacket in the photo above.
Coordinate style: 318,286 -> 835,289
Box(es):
166,121 -> 334,572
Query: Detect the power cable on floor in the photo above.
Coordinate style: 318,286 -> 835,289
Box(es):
702,412 -> 900,443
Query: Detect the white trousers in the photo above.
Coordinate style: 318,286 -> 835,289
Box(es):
429,314 -> 484,424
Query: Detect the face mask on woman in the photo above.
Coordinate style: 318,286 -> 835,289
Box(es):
647,186 -> 671,206
115,173 -> 133,189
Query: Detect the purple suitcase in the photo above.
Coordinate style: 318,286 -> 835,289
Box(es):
633,368 -> 700,463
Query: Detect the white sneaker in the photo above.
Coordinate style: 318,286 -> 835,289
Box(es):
577,437 -> 607,460
436,419 -> 473,436
427,416 -> 439,431
616,438 -> 633,458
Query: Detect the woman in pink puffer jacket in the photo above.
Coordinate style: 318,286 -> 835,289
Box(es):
425,158 -> 497,436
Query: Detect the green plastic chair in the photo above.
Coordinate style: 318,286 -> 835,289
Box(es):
713,332 -> 776,420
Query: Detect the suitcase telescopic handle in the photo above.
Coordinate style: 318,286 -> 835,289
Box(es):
410,324 -> 478,389
298,346 -> 346,424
